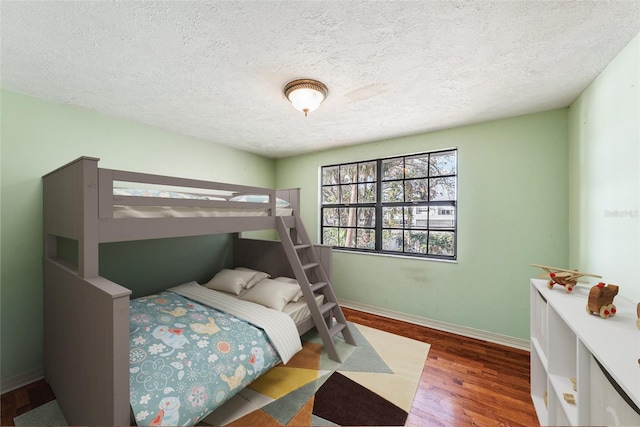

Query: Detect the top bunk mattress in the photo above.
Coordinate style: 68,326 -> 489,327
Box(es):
113,187 -> 293,219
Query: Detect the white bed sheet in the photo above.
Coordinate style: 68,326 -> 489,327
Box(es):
283,294 -> 324,324
185,283 -> 322,330
112,187 -> 293,218
113,205 -> 293,218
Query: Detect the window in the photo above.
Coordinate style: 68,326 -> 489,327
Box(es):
321,149 -> 457,260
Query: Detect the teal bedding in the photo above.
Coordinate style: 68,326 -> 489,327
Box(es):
129,290 -> 281,426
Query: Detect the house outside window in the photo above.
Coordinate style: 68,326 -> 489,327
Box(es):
320,149 -> 457,260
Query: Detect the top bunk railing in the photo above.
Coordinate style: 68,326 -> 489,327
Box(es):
99,168 -> 278,218
43,157 -> 299,247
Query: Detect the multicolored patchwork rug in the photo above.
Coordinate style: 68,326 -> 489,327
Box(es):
200,322 -> 430,426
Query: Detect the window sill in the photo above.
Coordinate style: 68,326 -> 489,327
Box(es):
331,248 -> 458,264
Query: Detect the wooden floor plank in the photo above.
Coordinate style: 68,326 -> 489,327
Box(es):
0,308 -> 538,426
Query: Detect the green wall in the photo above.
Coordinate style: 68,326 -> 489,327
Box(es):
0,90 -> 275,384
276,110 -> 569,340
568,32 -> 640,302
56,235 -> 234,299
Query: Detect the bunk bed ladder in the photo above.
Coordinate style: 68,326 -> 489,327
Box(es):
276,216 -> 356,362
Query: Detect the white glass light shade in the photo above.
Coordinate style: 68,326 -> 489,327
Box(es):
284,79 -> 328,117
288,88 -> 325,115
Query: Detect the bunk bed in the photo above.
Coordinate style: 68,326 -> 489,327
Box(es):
42,156 -> 355,426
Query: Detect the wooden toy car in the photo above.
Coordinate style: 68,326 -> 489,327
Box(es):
531,264 -> 602,293
586,282 -> 619,318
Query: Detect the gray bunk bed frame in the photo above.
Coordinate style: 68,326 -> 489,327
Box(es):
42,156 -> 354,426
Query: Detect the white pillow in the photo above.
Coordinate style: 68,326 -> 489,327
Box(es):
204,269 -> 257,295
275,276 -> 304,302
239,278 -> 301,311
235,267 -> 270,289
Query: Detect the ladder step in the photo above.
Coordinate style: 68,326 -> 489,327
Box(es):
302,262 -> 319,271
328,322 -> 347,338
310,281 -> 328,292
294,244 -> 311,250
319,302 -> 337,315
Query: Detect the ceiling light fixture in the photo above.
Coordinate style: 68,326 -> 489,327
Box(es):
284,79 -> 328,117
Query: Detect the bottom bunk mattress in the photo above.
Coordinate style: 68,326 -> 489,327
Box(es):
129,283 -> 301,426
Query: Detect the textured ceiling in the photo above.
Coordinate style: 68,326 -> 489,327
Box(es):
2,1 -> 639,158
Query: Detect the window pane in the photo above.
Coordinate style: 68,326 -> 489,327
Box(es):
358,207 -> 376,227
322,166 -> 339,185
405,179 -> 429,201
322,186 -> 339,204
322,208 -> 339,226
356,229 -> 375,249
405,155 -> 429,179
382,229 -> 403,251
429,177 -> 456,201
343,228 -> 357,248
339,207 -> 357,227
382,207 -> 403,228
325,228 -> 350,247
430,151 -> 456,176
428,231 -> 455,256
358,161 -> 377,182
382,181 -> 403,202
404,230 -> 429,254
382,158 -> 403,180
404,206 -> 429,229
358,183 -> 376,203
340,163 -> 357,184
340,184 -> 358,204
429,206 -> 456,229
323,228 -> 339,246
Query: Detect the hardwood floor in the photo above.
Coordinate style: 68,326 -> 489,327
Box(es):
342,308 -> 539,427
0,308 -> 539,426
1,378 -> 55,426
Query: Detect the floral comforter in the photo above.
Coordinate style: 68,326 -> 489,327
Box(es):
129,291 -> 280,426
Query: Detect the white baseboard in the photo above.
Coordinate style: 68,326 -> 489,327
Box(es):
1,367 -> 43,394
339,299 -> 530,351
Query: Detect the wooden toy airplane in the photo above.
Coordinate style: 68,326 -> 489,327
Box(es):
530,264 -> 602,293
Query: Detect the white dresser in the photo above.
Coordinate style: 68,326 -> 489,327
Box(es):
530,278 -> 640,426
